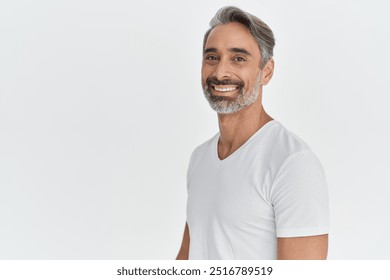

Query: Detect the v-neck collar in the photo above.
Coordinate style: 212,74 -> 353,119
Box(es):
213,120 -> 278,165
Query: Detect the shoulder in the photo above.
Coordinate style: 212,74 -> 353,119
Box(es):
265,120 -> 311,156
187,132 -> 218,169
270,121 -> 324,172
268,122 -> 327,201
253,120 -> 314,172
255,121 -> 326,195
191,133 -> 217,156
266,120 -> 325,175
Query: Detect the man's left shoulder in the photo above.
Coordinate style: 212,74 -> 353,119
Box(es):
264,121 -> 311,157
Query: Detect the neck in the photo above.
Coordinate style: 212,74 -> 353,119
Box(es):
216,96 -> 273,160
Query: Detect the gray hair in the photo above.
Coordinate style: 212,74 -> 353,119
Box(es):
203,6 -> 275,68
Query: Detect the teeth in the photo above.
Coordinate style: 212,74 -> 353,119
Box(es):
214,86 -> 237,92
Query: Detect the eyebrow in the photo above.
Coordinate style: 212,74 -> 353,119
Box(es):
203,47 -> 218,55
229,48 -> 252,56
203,47 -> 253,56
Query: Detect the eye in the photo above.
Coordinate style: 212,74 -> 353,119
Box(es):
233,56 -> 246,62
205,55 -> 218,60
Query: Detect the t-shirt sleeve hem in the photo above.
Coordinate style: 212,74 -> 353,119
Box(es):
276,227 -> 329,238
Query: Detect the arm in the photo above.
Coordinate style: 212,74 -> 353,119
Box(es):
176,222 -> 190,260
277,234 -> 328,260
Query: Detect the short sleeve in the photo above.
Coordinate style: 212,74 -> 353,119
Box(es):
270,149 -> 329,237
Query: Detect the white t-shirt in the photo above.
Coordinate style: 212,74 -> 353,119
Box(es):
186,120 -> 329,259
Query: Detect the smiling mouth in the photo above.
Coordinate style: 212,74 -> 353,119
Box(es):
211,84 -> 240,92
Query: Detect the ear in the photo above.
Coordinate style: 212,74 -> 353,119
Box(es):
260,58 -> 274,86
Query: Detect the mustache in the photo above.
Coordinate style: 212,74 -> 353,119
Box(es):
206,76 -> 244,87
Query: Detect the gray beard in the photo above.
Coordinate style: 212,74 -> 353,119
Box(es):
202,72 -> 262,114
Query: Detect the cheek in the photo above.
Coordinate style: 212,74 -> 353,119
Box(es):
201,73 -> 206,85
201,80 -> 206,89
201,67 -> 211,86
242,80 -> 255,91
244,70 -> 261,88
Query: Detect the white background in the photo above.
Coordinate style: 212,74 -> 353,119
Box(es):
0,0 -> 389,259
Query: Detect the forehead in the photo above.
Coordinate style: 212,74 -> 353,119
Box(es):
205,22 -> 260,57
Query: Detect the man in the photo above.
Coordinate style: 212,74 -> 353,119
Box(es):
176,6 -> 329,260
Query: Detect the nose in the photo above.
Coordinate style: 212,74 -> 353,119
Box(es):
213,59 -> 232,81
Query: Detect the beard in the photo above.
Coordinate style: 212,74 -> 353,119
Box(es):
202,71 -> 262,114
